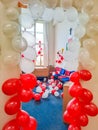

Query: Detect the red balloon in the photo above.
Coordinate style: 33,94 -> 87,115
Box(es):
79,70 -> 92,81
23,116 -> 37,130
63,111 -> 77,125
68,83 -> 82,97
18,88 -> 33,102
2,78 -> 21,96
2,119 -> 20,130
78,88 -> 93,103
78,113 -> 88,127
70,72 -> 80,83
4,95 -> 20,115
34,93 -> 41,101
84,102 -> 98,116
66,98 -> 81,117
16,110 -> 30,127
20,73 -> 37,89
68,124 -> 81,130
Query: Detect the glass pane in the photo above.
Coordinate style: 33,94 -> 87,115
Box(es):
35,44 -> 44,66
36,34 -> 44,43
36,23 -> 43,33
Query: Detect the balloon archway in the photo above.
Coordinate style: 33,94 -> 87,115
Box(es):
1,0 -> 98,129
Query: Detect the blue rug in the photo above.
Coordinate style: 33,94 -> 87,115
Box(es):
22,94 -> 68,130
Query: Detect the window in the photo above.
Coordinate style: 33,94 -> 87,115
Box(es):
21,20 -> 48,67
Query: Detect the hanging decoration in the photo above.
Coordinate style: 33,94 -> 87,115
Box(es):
56,48 -> 64,64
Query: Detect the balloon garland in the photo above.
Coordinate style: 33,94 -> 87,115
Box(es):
63,69 -> 98,130
2,73 -> 38,130
56,49 -> 64,64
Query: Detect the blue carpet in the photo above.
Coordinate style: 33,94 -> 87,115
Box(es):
22,94 -> 68,130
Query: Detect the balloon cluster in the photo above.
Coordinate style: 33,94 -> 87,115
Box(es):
63,69 -> 98,130
34,78 -> 63,99
56,49 -> 64,64
37,41 -> 43,56
2,73 -> 38,130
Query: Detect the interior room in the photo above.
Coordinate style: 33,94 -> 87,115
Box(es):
0,0 -> 98,130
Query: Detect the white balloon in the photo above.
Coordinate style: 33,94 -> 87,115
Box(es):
22,31 -> 35,47
86,23 -> 98,38
20,58 -> 35,73
66,7 -> 78,22
54,91 -> 59,97
12,35 -> 28,52
53,7 -> 65,22
36,86 -> 42,93
22,46 -> 36,60
29,0 -> 45,19
6,7 -> 19,20
75,24 -> 86,39
63,60 -> 79,71
42,92 -> 48,98
82,58 -> 96,70
68,40 -> 81,52
19,0 -> 29,4
42,8 -> 53,22
2,51 -> 21,66
2,21 -> 20,38
82,0 -> 94,14
41,0 -> 57,8
19,13 -> 34,28
83,38 -> 96,50
78,12 -> 89,25
79,48 -> 90,63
